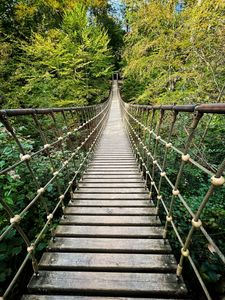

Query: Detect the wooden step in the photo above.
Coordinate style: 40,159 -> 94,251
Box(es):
54,225 -> 163,238
82,175 -> 143,179
47,237 -> 171,253
28,271 -> 187,296
74,188 -> 146,194
60,215 -> 160,226
89,159 -> 137,167
23,296 -> 189,300
63,207 -> 157,216
72,194 -> 149,200
85,171 -> 141,175
88,167 -> 139,169
68,200 -> 151,207
80,179 -> 144,183
39,253 -> 176,272
78,183 -> 145,188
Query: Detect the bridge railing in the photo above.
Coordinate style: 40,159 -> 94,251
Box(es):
120,94 -> 225,300
0,97 -> 111,299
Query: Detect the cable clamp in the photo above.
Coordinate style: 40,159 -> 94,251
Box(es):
63,160 -> 68,166
57,137 -> 63,141
156,135 -> 161,140
59,195 -> 65,201
27,244 -> 35,253
211,175 -> 225,186
47,213 -> 53,221
20,154 -> 31,161
157,195 -> 162,200
165,142 -> 172,148
53,171 -> 59,176
166,215 -> 172,222
181,247 -> 190,257
153,160 -> 157,165
172,189 -> 179,196
44,144 -> 50,149
10,214 -> 21,224
160,171 -> 166,177
181,153 -> 190,162
191,218 -> 202,228
151,181 -> 155,186
67,131 -> 72,136
69,180 -> 73,185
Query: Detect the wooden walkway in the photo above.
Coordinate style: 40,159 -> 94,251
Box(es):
22,83 -> 188,300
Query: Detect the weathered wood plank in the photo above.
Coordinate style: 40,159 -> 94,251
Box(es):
85,171 -> 140,174
63,207 -> 157,215
78,183 -> 145,188
89,163 -> 137,168
72,193 -> 149,199
54,225 -> 163,238
60,215 -> 160,226
74,188 -> 146,194
22,296 -> 189,300
68,200 -> 151,206
82,175 -> 143,179
39,253 -> 176,271
28,271 -> 187,296
47,237 -> 171,253
81,179 -> 144,183
88,167 -> 139,169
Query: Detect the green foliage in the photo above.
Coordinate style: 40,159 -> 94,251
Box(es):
0,116 -> 89,295
0,3 -> 113,108
122,0 -> 225,104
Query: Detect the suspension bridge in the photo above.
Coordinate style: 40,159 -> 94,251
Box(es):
0,80 -> 224,300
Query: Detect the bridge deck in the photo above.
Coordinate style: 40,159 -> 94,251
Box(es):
23,83 -> 188,299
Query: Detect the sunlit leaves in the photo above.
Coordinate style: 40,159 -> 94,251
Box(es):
122,0 -> 225,104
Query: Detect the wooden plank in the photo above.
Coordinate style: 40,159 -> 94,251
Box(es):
91,158 -> 135,161
95,154 -> 133,156
80,179 -> 144,183
54,225 -> 163,238
68,200 -> 151,206
47,237 -> 171,253
89,162 -> 136,164
82,175 -> 142,179
39,252 -> 176,271
72,193 -> 149,200
84,172 -> 141,176
28,271 -> 187,296
60,215 -> 160,226
93,155 -> 134,157
91,162 -> 137,164
74,188 -> 146,194
63,207 -> 157,216
78,183 -> 145,188
88,167 -> 139,169
22,296 -> 189,300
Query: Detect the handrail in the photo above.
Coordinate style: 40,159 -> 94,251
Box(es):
0,103 -> 107,116
0,94 -> 111,299
119,87 -> 225,300
127,103 -> 225,114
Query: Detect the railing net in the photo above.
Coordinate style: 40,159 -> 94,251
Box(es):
0,98 -> 111,299
120,91 -> 225,300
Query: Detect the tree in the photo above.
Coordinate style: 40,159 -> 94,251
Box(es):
122,0 -> 225,104
0,3 -> 113,108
